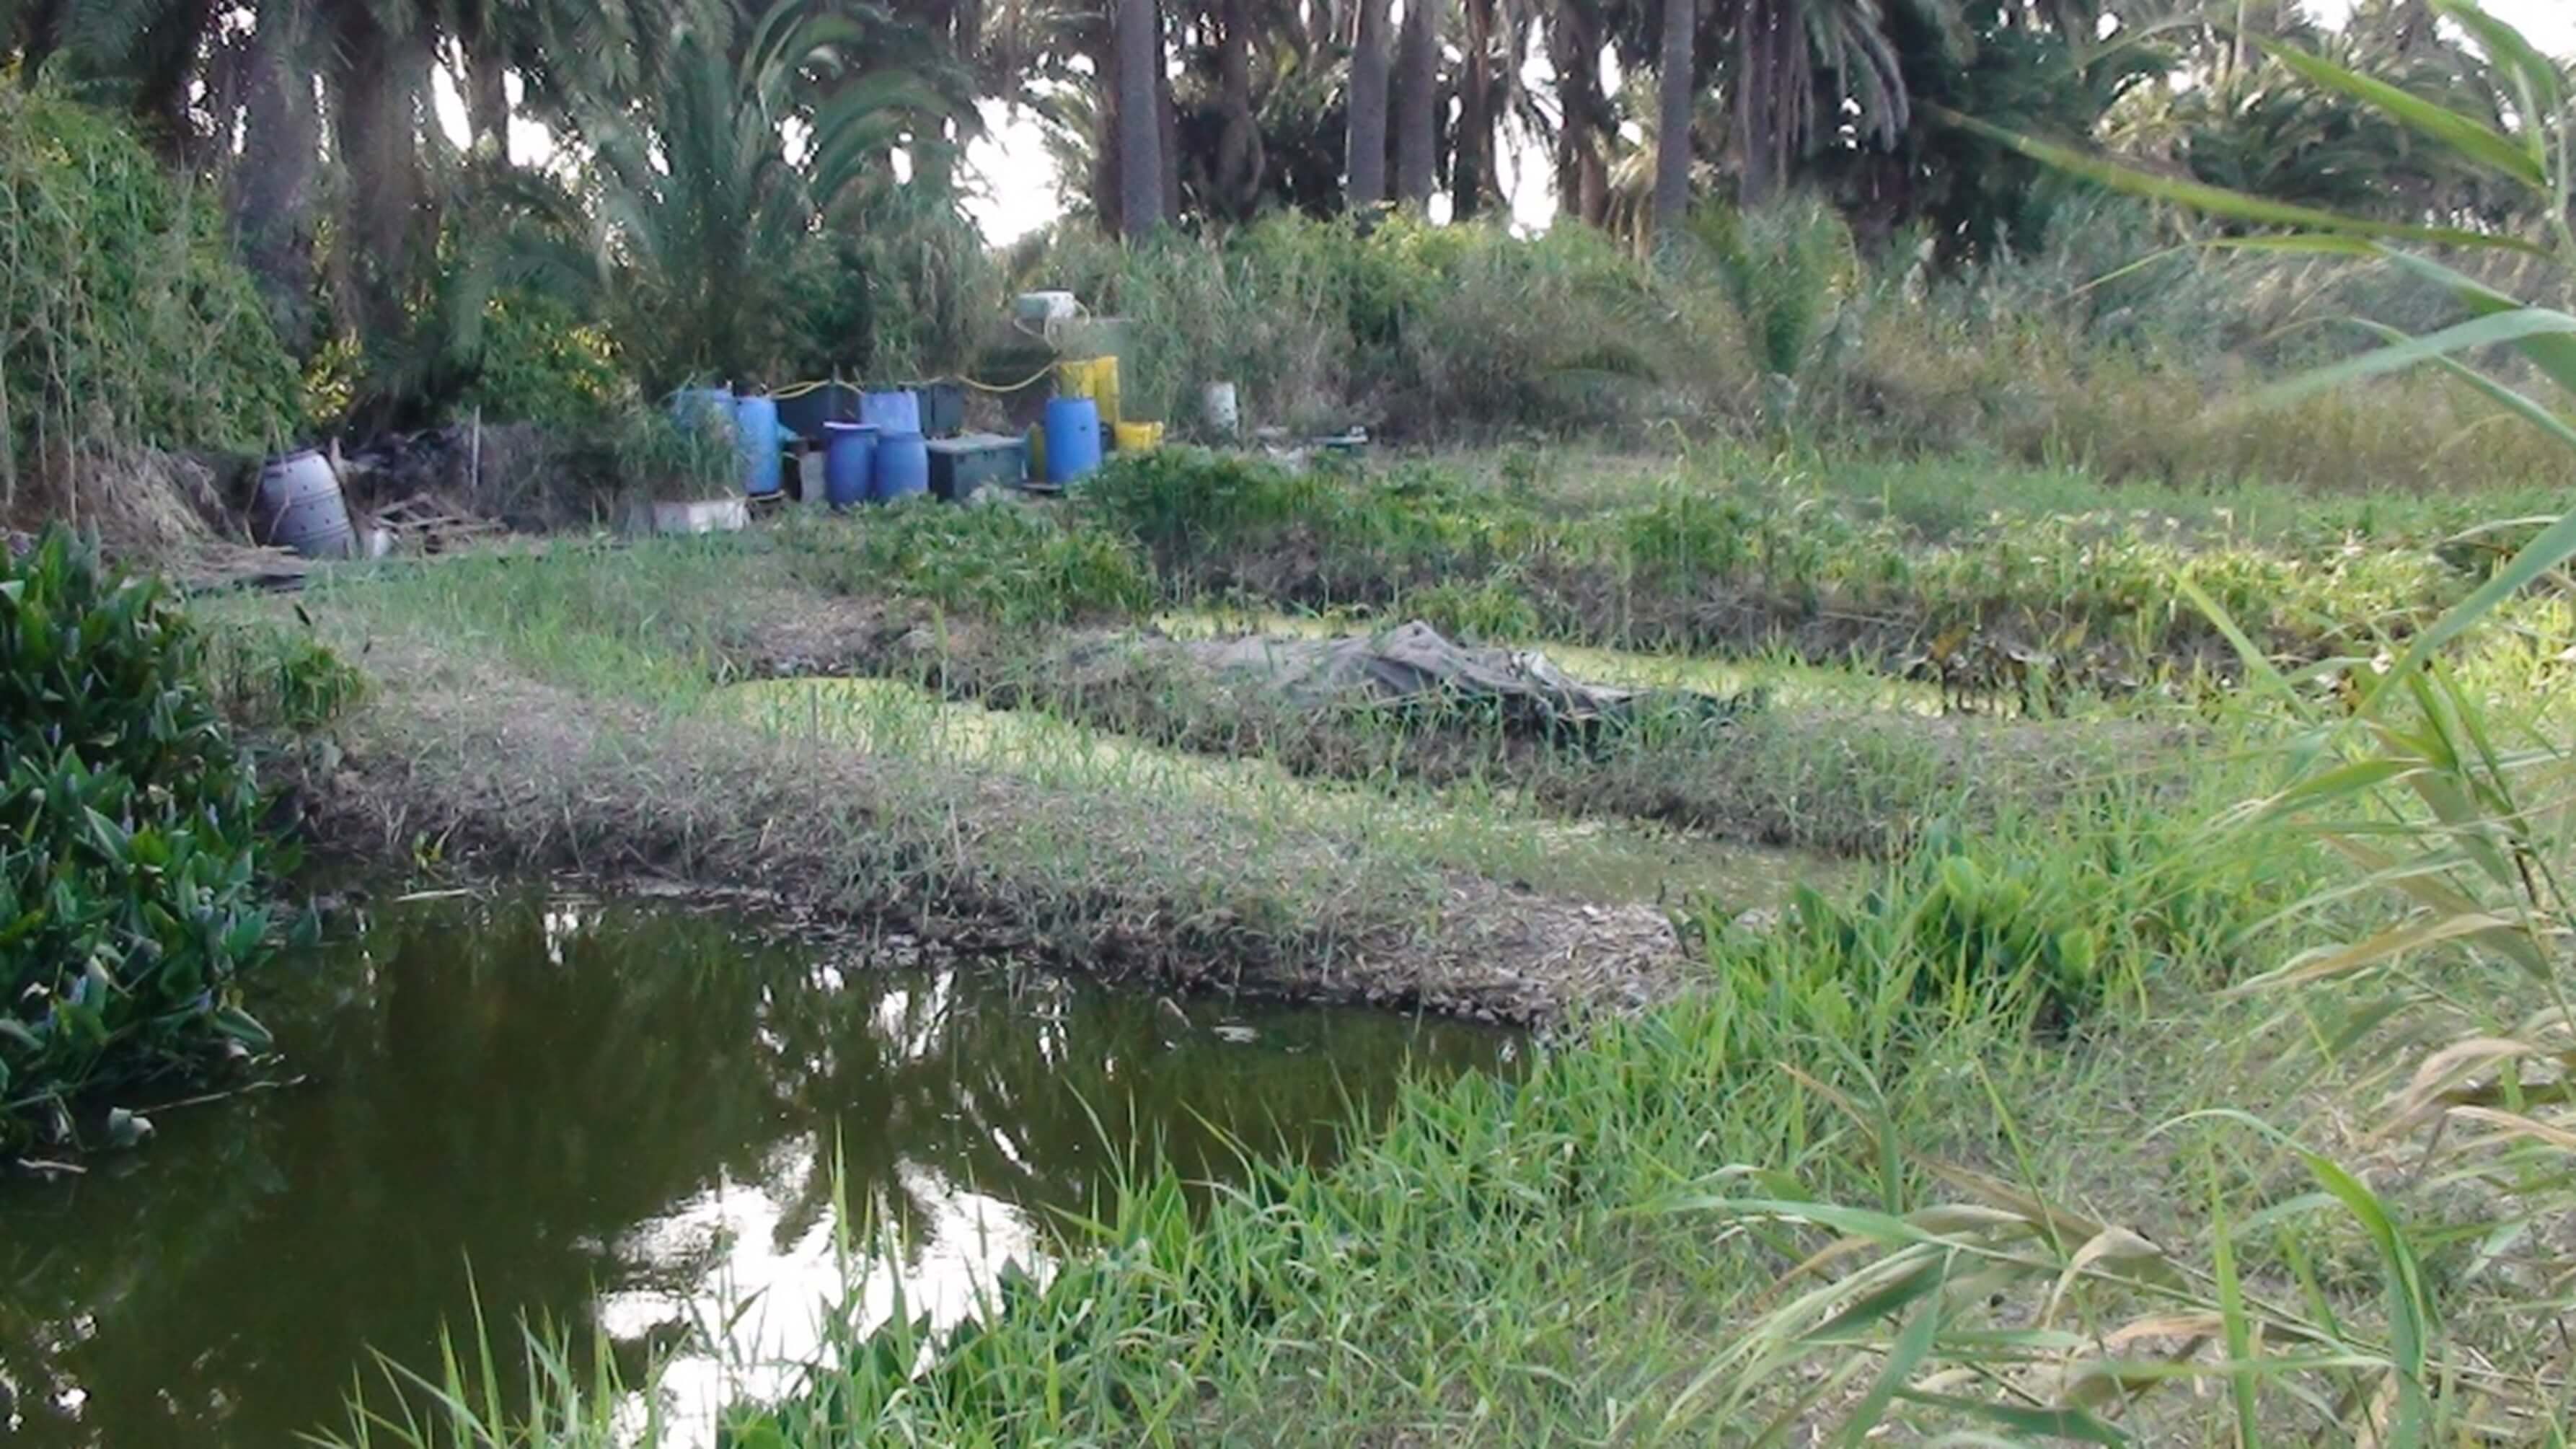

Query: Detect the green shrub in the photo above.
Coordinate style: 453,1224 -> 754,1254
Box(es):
1727,811 -> 2266,1036
455,289 -> 626,427
0,89 -> 301,498
787,505 -> 1152,627
1,529 -> 283,1154
1683,197 -> 1858,383
1081,446 -> 1333,555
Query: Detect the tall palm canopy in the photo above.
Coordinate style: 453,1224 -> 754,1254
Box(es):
3,0 -> 2555,418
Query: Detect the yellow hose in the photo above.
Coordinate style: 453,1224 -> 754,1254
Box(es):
759,361 -> 1062,401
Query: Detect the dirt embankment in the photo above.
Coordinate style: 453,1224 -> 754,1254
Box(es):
728,589 -> 2188,860
287,635 -> 1690,1026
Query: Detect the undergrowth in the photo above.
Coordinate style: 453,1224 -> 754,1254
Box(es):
1,530 -> 286,1156
1067,446 -> 2490,696
0,88 -> 300,506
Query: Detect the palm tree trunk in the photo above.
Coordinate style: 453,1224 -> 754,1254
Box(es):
1090,28 -> 1124,233
237,0 -> 320,355
12,0 -> 69,79
1553,0 -> 1607,224
1734,0 -> 1785,208
1392,0 -> 1438,208
1451,0 -> 1494,218
464,27 -> 510,156
331,8 -> 433,344
1346,0 -> 1391,207
1303,0 -> 1338,61
1214,0 -> 1265,220
131,0 -> 219,160
1157,7 -> 1183,225
1115,0 -> 1166,236
1651,0 -> 1693,237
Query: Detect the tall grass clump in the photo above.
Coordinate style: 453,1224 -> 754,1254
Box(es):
1687,6 -> 2576,1440
0,88 -> 301,509
782,503 -> 1153,627
1,529 -> 286,1157
1018,181 -> 2575,491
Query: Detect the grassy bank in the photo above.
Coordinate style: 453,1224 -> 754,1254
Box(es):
335,612 -> 2576,1442
240,541 -> 1748,1022
203,436 -> 2575,1444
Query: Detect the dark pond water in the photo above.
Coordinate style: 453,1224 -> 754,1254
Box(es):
0,891 -> 1516,1446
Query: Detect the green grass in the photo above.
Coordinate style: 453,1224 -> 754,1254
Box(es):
1064,446 -> 2495,699
330,717 -> 2500,1443
329,621 -> 2576,1442
216,439 -> 2576,1446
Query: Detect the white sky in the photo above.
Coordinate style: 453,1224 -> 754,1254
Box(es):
2308,0 -> 2574,54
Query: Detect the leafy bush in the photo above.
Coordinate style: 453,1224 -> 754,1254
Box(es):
455,289 -> 626,428
1685,197 -> 1858,383
1080,445 -> 1334,555
785,190 -> 1002,384
786,504 -> 1152,627
1,529 -> 283,1154
0,89 -> 301,498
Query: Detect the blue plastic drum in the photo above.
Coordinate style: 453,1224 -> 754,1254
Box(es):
823,422 -> 878,508
733,394 -> 782,496
860,389 -> 922,437
873,431 -> 930,503
1044,397 -> 1103,485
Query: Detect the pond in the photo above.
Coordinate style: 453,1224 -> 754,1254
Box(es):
0,891 -> 1517,1446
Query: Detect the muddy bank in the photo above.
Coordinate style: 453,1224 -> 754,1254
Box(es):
288,640 -> 1690,1025
731,590 -> 2185,860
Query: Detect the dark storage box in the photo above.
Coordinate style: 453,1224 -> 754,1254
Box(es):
927,433 -> 1026,502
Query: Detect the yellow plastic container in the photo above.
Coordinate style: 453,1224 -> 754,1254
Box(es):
1056,355 -> 1121,430
1112,420 -> 1163,453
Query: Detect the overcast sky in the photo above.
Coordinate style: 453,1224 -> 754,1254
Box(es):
2308,0 -> 2573,53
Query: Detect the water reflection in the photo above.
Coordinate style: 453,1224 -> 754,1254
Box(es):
0,891 -> 1514,1446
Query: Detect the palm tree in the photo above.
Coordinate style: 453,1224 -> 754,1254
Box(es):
1651,0 -> 1694,234
534,0 -> 948,389
1553,0 -> 1611,221
1346,0 -> 1392,206
1209,0 -> 1269,219
327,3 -> 440,346
1452,0 -> 1499,215
1723,0 -> 1962,207
1116,0 -> 1168,233
234,0 -> 321,351
1392,0 -> 1439,206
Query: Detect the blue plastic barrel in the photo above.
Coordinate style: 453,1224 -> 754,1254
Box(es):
873,431 -> 930,503
860,389 -> 922,436
733,394 -> 782,496
1044,397 -> 1103,485
823,422 -> 878,508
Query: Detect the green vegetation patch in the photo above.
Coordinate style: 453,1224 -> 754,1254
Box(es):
0,89 -> 300,493
1,531 -> 286,1155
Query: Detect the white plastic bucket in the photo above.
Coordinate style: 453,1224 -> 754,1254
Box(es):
1202,382 -> 1240,437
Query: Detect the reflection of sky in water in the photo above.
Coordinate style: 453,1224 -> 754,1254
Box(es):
0,892 -> 1514,1448
602,967 -> 1044,1448
599,1146 -> 1045,1448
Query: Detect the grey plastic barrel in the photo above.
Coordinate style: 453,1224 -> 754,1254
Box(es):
253,449 -> 356,559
